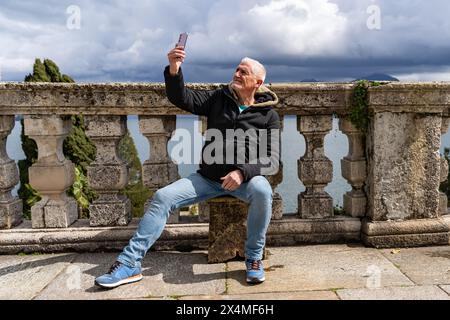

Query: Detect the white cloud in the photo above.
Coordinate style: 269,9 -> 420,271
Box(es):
0,0 -> 449,82
188,0 -> 348,63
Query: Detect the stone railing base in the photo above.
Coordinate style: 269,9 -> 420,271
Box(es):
361,217 -> 450,248
0,216 -> 361,255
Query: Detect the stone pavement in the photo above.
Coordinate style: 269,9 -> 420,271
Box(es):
1,244 -> 450,300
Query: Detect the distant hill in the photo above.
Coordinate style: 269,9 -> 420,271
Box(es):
355,73 -> 399,81
300,78 -> 319,82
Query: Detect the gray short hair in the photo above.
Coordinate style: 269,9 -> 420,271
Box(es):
240,57 -> 266,82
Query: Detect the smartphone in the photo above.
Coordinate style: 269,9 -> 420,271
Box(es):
177,32 -> 188,48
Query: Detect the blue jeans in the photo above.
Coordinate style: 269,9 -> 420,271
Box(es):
117,172 -> 273,268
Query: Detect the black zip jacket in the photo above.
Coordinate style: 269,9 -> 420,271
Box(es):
164,66 -> 281,183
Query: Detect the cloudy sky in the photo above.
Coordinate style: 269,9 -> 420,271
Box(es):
1,0 -> 450,83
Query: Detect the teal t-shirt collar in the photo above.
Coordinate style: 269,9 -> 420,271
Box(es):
238,105 -> 248,113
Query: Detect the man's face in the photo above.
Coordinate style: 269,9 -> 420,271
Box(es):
231,63 -> 262,92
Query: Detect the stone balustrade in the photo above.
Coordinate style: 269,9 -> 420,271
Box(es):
0,81 -> 449,254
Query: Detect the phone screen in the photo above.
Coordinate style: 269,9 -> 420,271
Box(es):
177,33 -> 188,48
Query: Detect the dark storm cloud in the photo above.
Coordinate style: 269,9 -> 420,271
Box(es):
1,0 -> 449,82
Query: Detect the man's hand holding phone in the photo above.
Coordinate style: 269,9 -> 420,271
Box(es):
167,33 -> 188,76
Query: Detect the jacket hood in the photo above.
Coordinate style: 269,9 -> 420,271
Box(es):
226,83 -> 279,108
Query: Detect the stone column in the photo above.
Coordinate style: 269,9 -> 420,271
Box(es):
339,118 -> 367,217
363,109 -> 449,247
25,115 -> 77,228
85,115 -> 131,226
208,196 -> 248,263
297,115 -> 333,218
440,116 -> 450,215
0,116 -> 22,229
139,116 -> 179,223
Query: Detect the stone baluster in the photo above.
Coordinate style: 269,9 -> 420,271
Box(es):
139,115 -> 179,223
339,118 -> 367,217
197,116 -> 210,222
266,115 -> 284,220
85,115 -> 131,226
0,116 -> 22,229
297,115 -> 333,218
25,115 -> 77,228
440,116 -> 450,215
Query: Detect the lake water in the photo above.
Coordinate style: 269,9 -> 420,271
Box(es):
7,116 -> 450,214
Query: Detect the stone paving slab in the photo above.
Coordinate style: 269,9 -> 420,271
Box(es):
0,253 -> 76,300
439,285 -> 450,295
35,251 -> 226,300
226,245 -> 413,295
380,246 -> 450,285
337,285 -> 450,300
179,290 -> 339,300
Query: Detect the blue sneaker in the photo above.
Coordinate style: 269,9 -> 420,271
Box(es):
245,259 -> 265,284
95,261 -> 143,289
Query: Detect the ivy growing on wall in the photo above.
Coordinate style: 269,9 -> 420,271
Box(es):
348,80 -> 382,133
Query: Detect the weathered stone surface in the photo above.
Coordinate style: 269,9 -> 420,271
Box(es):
368,83 -> 450,114
298,159 -> 333,185
367,112 -> 442,221
0,115 -> 22,229
337,285 -> 450,300
226,245 -> 412,294
0,253 -> 76,300
362,218 -> 450,248
0,199 -> 22,229
24,114 -> 72,136
35,252 -> 226,300
86,115 -> 131,227
139,115 -> 176,134
272,193 -> 283,220
87,164 -> 128,190
89,197 -> 131,227
380,246 -> 450,285
341,159 -> 366,185
139,115 -> 179,192
142,162 -> 178,189
440,156 -> 449,215
25,115 -> 77,228
208,197 -> 248,263
0,217 -> 361,254
440,194 -> 448,216
298,115 -> 333,133
440,285 -> 450,295
0,160 -> 19,189
0,82 -> 357,116
180,290 -> 339,300
84,115 -> 126,137
198,201 -> 210,222
299,193 -> 333,219
297,115 -> 334,218
31,197 -> 78,228
343,191 -> 366,218
29,161 -> 75,193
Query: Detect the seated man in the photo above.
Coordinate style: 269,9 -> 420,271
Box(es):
95,45 -> 281,289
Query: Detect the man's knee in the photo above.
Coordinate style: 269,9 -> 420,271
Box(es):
152,186 -> 173,206
248,176 -> 272,200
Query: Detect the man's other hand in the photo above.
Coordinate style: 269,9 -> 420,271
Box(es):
167,45 -> 185,76
220,170 -> 244,191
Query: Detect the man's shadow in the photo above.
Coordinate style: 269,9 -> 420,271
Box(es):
0,250 -> 249,294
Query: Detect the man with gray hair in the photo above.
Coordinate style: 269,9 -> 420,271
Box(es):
95,45 -> 281,289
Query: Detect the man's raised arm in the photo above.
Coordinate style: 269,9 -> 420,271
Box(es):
164,46 -> 216,116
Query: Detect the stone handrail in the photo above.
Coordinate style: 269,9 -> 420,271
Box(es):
1,81 -> 450,253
